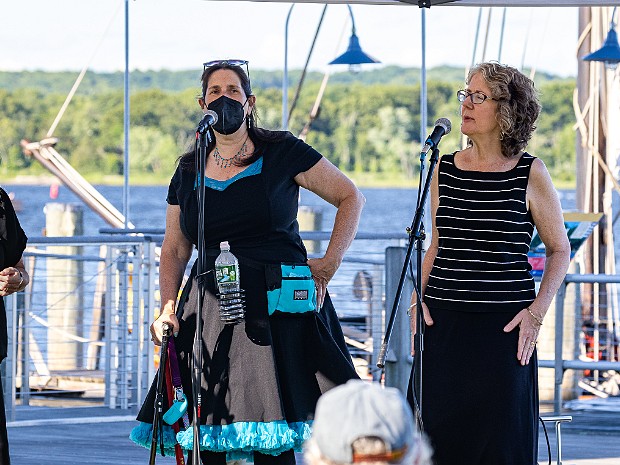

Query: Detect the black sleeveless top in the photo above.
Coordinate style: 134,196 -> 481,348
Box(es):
424,152 -> 537,312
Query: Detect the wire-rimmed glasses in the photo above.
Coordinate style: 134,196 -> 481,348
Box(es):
457,89 -> 500,105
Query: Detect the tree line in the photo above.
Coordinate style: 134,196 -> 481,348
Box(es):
0,67 -> 576,186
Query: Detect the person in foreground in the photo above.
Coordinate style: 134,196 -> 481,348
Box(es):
130,59 -> 364,464
0,187 -> 29,465
407,62 -> 571,465
305,380 -> 432,465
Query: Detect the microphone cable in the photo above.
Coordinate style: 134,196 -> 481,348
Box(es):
538,416 -> 552,465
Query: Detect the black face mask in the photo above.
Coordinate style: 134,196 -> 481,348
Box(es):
207,95 -> 247,135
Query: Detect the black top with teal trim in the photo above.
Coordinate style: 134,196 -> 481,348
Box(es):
424,152 -> 537,312
167,133 -> 320,264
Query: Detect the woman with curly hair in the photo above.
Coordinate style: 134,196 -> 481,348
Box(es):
407,62 -> 571,465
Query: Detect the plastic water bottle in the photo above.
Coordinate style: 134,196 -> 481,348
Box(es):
215,241 -> 240,293
214,241 -> 245,324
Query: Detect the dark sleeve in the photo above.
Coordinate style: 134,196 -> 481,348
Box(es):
0,188 -> 27,268
166,165 -> 183,205
276,134 -> 322,178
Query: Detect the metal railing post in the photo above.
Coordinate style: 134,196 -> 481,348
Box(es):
20,256 -> 33,406
554,279 -> 567,414
147,241 -> 156,396
139,240 -> 157,405
135,242 -> 145,409
383,246 -> 414,395
117,247 -> 129,409
130,244 -> 141,410
369,262 -> 384,381
104,245 -> 115,408
3,294 -> 17,421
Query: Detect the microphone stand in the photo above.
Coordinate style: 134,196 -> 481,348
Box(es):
377,146 -> 440,428
192,124 -> 213,465
150,323 -> 171,465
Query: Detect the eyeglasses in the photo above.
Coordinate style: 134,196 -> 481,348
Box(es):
456,89 -> 500,105
203,59 -> 249,70
202,59 -> 251,95
203,59 -> 250,79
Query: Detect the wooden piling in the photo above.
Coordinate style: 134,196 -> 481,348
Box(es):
298,206 -> 322,254
45,203 -> 84,371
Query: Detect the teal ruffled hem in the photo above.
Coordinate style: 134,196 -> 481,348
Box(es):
129,422 -> 178,457
176,420 -> 313,462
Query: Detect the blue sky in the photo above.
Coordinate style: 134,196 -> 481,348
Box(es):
1,0 -> 583,77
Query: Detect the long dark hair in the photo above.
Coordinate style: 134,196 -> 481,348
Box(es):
179,62 -> 288,171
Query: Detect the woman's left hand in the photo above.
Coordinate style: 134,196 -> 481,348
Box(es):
504,308 -> 542,366
0,267 -> 24,297
307,256 -> 339,310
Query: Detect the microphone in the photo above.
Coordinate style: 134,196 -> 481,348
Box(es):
197,110 -> 218,133
420,118 -> 451,157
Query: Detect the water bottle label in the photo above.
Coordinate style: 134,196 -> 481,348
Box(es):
216,265 -> 237,284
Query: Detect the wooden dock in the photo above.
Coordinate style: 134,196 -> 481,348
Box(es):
6,403 -> 620,464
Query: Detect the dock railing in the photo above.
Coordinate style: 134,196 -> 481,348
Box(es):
2,232 -> 619,421
3,235 -> 161,420
538,273 -> 620,413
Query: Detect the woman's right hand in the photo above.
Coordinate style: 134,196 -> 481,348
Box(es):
150,309 -> 180,346
0,265 -> 26,296
409,299 -> 434,355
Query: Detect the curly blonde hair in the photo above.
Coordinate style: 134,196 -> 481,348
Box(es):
467,62 -> 541,158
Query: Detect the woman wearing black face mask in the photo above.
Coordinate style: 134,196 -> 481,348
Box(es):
206,93 -> 247,136
131,60 -> 365,465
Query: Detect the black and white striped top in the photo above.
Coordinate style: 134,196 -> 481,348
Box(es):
424,152 -> 537,312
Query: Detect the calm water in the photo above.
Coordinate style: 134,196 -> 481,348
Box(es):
3,184 -> 579,240
7,183 -> 615,281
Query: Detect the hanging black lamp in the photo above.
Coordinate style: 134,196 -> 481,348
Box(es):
329,5 -> 380,72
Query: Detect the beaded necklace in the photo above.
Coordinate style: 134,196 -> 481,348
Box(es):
212,136 -> 249,168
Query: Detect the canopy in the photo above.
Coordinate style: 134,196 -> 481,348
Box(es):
235,1 -> 620,6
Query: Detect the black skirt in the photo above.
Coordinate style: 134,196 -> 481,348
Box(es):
131,258 -> 358,461
408,307 -> 538,465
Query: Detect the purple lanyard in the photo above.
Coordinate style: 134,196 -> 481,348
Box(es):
167,337 -> 182,388
167,336 -> 190,430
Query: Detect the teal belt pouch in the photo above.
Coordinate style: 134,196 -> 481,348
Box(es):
162,390 -> 188,425
266,264 -> 317,315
